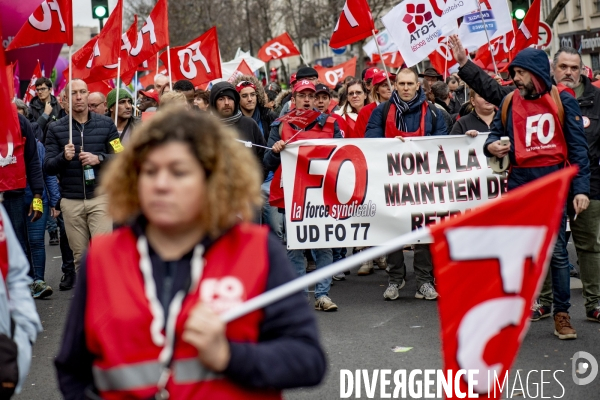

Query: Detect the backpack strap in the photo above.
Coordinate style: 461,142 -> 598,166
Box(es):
425,101 -> 438,134
381,101 -> 391,131
550,86 -> 565,126
501,91 -> 515,129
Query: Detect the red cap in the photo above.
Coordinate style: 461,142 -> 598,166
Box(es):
293,79 -> 316,93
235,80 -> 257,92
139,89 -> 159,103
371,71 -> 395,86
365,67 -> 381,80
290,73 -> 297,85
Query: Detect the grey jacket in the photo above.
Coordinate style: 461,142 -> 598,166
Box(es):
0,205 -> 42,393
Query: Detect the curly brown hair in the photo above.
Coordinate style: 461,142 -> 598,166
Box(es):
231,74 -> 266,108
101,107 -> 263,237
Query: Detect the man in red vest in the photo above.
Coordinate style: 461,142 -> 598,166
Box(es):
264,80 -> 343,312
485,48 -> 590,340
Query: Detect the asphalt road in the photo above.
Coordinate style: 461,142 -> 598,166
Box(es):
16,240 -> 600,400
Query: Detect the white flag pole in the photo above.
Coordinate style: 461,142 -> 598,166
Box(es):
68,45 -> 72,144
477,3 -> 499,76
222,227 -> 432,323
156,52 -> 159,76
371,30 -> 393,90
167,46 -> 173,90
114,57 -> 121,127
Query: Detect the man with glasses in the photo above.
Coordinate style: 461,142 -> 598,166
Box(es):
29,77 -> 62,134
88,92 -> 107,115
264,80 -> 343,312
279,67 -> 320,117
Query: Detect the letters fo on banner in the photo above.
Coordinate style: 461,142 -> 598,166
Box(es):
280,135 -> 507,249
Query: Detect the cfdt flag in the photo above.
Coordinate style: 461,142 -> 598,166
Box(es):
329,0 -> 375,49
314,57 -> 357,89
430,167 -> 577,399
160,27 -> 222,86
7,0 -> 73,50
257,32 -> 301,62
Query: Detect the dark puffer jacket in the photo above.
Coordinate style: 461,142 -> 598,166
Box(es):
44,112 -> 120,200
29,94 -> 63,134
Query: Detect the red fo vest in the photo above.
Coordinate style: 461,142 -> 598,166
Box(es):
269,117 -> 336,208
0,212 -> 8,281
385,102 -> 428,138
0,135 -> 27,192
85,224 -> 281,400
511,90 -> 567,168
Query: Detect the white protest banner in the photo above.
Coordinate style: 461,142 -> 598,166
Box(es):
457,0 -> 513,52
382,0 -> 478,67
362,29 -> 397,58
280,135 -> 507,249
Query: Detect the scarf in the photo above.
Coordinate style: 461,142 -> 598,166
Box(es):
220,109 -> 243,126
251,107 -> 264,135
390,90 -> 421,131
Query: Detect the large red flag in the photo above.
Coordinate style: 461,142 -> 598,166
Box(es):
257,32 -> 301,62
7,0 -> 73,50
115,16 -> 140,85
159,27 -> 222,86
474,21 -> 517,73
430,167 -> 577,399
313,57 -> 357,89
510,0 -> 541,59
120,0 -> 169,78
70,0 -> 123,82
0,20 -> 27,191
227,59 -> 254,83
23,60 -> 43,105
371,51 -> 404,69
427,37 -> 457,78
329,0 -> 375,49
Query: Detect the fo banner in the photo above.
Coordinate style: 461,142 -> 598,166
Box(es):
281,135 -> 506,249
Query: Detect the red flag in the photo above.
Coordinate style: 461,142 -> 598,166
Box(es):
116,16 -> 140,85
257,32 -> 301,62
427,37 -> 457,78
6,64 -> 15,100
314,57 -> 357,89
371,51 -> 404,69
227,59 -> 254,83
510,0 -> 541,59
475,20 -> 517,70
430,167 -> 577,399
23,60 -> 43,105
329,0 -> 375,49
70,0 -> 123,82
87,80 -> 113,97
120,0 -> 169,78
159,27 -> 222,86
7,0 -> 73,50
137,54 -> 159,72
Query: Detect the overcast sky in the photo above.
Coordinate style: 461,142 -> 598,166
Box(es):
73,0 -> 119,27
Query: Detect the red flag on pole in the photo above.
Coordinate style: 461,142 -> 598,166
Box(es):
430,166 -> 577,400
117,16 -> 140,85
5,64 -> 15,100
7,0 -> 73,50
120,0 -> 170,78
257,32 -> 301,62
227,59 -> 254,83
313,57 -> 357,89
329,0 -> 375,49
371,51 -> 404,69
23,60 -> 43,105
509,0 -> 541,58
159,27 -> 222,86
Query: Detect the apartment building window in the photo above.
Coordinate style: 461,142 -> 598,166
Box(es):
596,0 -> 600,14
574,0 -> 581,17
561,2 -> 567,19
542,0 -> 552,19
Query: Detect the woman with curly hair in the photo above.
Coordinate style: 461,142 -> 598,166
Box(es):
334,79 -> 370,138
55,108 -> 326,399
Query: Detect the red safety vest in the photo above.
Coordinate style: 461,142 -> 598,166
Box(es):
385,102 -> 428,138
512,90 -> 567,168
269,117 -> 336,209
0,135 -> 27,192
85,224 -> 281,400
0,212 -> 8,281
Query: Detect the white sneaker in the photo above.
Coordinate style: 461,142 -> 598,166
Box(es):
383,280 -> 405,301
315,296 -> 338,311
415,282 -> 438,300
357,260 -> 374,275
374,256 -> 388,270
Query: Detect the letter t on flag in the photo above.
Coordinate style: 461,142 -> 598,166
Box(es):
429,167 -> 577,399
329,0 -> 375,49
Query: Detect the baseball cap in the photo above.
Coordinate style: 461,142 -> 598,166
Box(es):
293,80 -> 316,93
364,67 -> 381,81
371,71 -> 395,86
139,88 -> 160,103
314,83 -> 330,96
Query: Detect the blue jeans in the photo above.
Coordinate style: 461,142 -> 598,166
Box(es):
46,214 -> 58,233
2,192 -> 29,258
27,204 -> 49,281
269,207 -> 285,243
57,212 -> 75,274
332,247 -> 347,262
549,210 -> 571,315
260,178 -> 273,228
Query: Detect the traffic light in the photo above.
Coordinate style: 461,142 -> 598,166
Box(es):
92,0 -> 109,20
511,0 -> 529,22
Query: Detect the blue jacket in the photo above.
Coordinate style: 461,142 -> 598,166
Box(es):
25,139 -> 61,207
483,48 -> 590,196
364,88 -> 448,138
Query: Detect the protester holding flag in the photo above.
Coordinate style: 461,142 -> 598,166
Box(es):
106,89 -> 138,145
55,108 -> 326,398
484,48 -> 590,339
264,80 -> 343,311
334,79 -> 369,139
29,77 -> 62,134
353,71 -> 394,137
